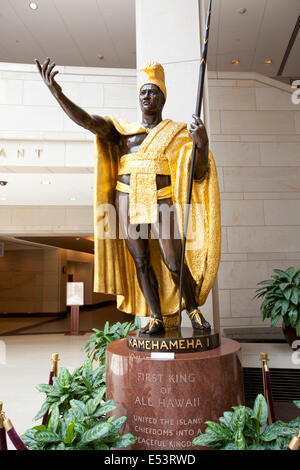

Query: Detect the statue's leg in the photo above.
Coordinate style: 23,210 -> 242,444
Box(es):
116,191 -> 164,334
151,198 -> 210,330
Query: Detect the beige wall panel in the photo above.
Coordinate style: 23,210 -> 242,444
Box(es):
228,227 -> 300,253
65,207 -> 93,226
260,142 -> 300,166
209,87 -> 256,110
218,261 -> 269,290
224,167 -> 300,193
218,290 -> 231,318
264,200 -> 300,226
221,200 -> 264,226
295,112 -> 300,134
0,79 -> 23,105
211,141 -> 261,166
0,208 -> 12,225
255,88 -> 295,110
244,192 -> 300,200
221,110 -> 295,135
230,289 -> 262,318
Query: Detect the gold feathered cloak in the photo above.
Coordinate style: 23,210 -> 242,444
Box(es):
93,117 -> 221,319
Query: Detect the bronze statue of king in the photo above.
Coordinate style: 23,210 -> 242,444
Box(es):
35,58 -> 221,335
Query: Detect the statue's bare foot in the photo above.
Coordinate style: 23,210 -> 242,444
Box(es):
140,317 -> 164,335
188,308 -> 211,330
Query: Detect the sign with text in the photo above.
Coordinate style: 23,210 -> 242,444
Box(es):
67,282 -> 84,306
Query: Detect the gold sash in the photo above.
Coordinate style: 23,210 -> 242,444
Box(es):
118,153 -> 171,224
116,180 -> 172,200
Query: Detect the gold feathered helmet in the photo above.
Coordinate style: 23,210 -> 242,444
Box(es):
140,61 -> 167,99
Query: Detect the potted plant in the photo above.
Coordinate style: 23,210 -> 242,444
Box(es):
255,267 -> 300,349
192,394 -> 300,450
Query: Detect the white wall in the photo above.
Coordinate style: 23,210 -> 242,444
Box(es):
209,72 -> 300,329
1,61 -> 300,328
0,62 -> 137,233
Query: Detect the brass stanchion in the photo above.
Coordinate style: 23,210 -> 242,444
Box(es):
260,352 -> 276,424
42,353 -> 60,425
287,431 -> 300,450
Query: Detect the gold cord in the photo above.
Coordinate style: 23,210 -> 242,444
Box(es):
188,309 -> 203,326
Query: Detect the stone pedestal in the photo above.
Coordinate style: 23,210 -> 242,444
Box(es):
106,337 -> 244,450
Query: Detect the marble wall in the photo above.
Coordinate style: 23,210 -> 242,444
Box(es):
0,61 -> 299,326
209,72 -> 300,329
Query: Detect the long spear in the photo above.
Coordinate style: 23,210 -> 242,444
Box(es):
178,0 -> 212,334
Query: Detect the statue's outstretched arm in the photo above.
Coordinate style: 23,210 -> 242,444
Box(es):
189,115 -> 209,181
35,58 -> 119,143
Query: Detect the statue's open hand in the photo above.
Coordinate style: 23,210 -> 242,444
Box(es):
35,58 -> 61,95
189,114 -> 208,149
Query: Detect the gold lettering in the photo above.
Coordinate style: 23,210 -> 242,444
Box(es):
151,340 -> 159,350
35,148 -> 42,158
186,339 -> 195,349
195,339 -> 203,349
160,341 -> 169,350
17,148 -> 25,158
145,340 -> 151,350
169,340 -> 179,349
0,149 -> 7,158
206,337 -> 210,347
179,339 -> 185,349
137,340 -> 145,349
132,339 -> 138,348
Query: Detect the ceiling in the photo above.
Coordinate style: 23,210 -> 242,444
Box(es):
0,235 -> 94,253
16,236 -> 95,253
0,0 -> 299,76
0,0 -> 137,69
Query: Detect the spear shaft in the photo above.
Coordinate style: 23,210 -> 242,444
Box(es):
178,0 -> 212,334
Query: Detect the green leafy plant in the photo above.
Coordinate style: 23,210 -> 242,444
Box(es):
254,267 -> 300,335
22,357 -> 135,450
192,394 -> 300,450
33,358 -> 105,420
22,395 -> 135,450
82,320 -> 138,364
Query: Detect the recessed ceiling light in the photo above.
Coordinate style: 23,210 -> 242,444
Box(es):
41,180 -> 51,185
70,197 -> 76,201
231,59 -> 240,65
264,59 -> 272,65
29,2 -> 38,10
238,8 -> 247,14
0,197 -> 7,201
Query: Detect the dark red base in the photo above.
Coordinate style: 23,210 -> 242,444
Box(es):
106,337 -> 244,450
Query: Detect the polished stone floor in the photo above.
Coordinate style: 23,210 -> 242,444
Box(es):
0,303 -> 136,449
0,333 -> 90,449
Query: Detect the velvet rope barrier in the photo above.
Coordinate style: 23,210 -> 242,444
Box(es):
0,402 -> 7,451
3,418 -> 28,451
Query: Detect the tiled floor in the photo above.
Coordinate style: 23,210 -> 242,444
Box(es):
0,333 -> 90,449
0,303 -> 135,450
0,317 -> 53,335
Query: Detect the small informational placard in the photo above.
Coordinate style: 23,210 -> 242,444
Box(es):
151,352 -> 175,360
67,282 -> 84,306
